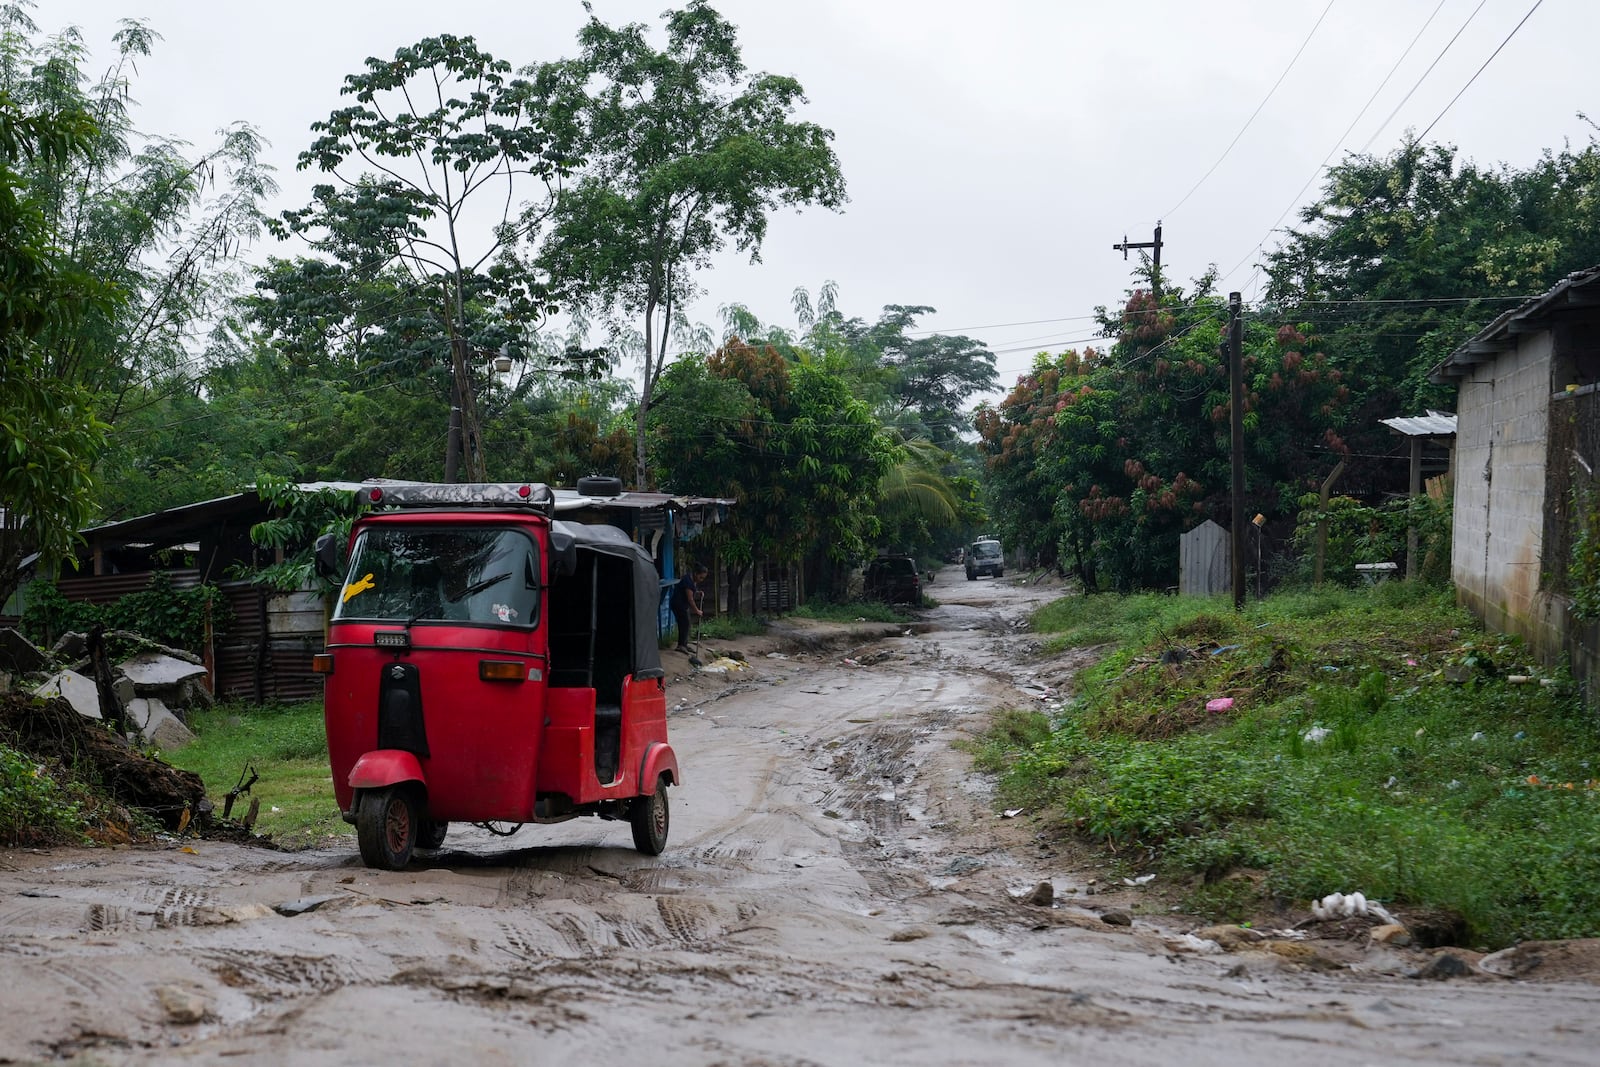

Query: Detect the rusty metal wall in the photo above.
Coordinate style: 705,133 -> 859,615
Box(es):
24,570 -> 321,705
57,569 -> 202,603
756,559 -> 796,613
214,581 -> 323,704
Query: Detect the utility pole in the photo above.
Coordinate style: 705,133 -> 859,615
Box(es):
1112,220 -> 1164,302
1228,292 -> 1246,611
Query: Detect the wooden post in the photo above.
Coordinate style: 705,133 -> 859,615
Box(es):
1314,460 -> 1346,587
1229,292 -> 1246,610
1406,436 -> 1423,580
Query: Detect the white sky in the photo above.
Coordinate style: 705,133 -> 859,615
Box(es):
46,0 -> 1595,387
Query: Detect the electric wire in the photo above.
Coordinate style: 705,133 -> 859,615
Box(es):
1163,0 -> 1339,220
1215,0 -> 1453,291
1359,0 -> 1491,153
1227,0 -> 1546,293
1415,0 -> 1545,143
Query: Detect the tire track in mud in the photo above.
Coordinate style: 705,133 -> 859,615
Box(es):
204,948 -> 369,998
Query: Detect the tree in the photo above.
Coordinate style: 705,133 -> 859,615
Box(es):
650,340 -> 895,607
274,35 -> 579,482
540,1 -> 847,487
852,305 -> 997,449
0,52 -> 116,605
1264,135 -> 1600,495
2,7 -> 269,532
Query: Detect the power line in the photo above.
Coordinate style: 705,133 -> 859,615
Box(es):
1164,0 -> 1339,220
1359,0 -> 1491,153
1216,0 -> 1453,290
1416,0 -> 1546,143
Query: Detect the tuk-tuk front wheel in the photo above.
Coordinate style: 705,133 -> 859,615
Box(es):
417,818 -> 449,850
356,785 -> 420,870
630,777 -> 670,856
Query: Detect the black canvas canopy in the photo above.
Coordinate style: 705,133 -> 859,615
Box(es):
550,520 -> 662,680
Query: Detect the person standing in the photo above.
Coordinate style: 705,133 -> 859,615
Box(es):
670,564 -> 708,652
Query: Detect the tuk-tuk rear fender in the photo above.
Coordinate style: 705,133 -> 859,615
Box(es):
639,742 -> 679,791
348,749 -> 427,792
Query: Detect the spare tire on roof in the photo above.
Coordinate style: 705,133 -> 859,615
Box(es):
576,475 -> 624,497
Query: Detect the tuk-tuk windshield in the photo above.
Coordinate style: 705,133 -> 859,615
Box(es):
334,527 -> 540,628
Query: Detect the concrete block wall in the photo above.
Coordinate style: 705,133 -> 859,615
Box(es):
1451,331 -> 1562,659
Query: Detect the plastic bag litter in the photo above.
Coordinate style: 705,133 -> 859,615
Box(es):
1310,891 -> 1398,925
1166,933 -> 1224,954
1303,726 -> 1330,743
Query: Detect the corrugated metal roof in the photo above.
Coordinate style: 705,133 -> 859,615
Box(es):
74,481 -> 735,550
1433,265 -> 1600,382
1380,411 -> 1457,437
550,489 -> 735,512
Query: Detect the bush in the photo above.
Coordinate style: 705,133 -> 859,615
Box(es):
985,582 -> 1600,946
0,743 -> 87,846
21,572 -> 229,653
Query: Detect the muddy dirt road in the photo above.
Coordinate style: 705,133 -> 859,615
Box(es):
3,569 -> 1599,1065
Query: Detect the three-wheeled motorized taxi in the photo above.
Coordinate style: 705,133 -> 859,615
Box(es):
311,482 -> 679,870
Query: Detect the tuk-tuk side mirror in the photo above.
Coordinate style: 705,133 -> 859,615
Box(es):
314,532 -> 343,583
549,527 -> 578,578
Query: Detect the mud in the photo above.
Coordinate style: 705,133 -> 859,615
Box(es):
3,567 -> 1599,1064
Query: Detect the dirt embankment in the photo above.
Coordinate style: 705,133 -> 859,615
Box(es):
2,568 -> 1599,1066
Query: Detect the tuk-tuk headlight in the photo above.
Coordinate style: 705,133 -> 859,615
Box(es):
479,659 -> 527,682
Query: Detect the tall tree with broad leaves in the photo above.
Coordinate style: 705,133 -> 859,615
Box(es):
1263,135 -> 1600,496
272,35 -> 580,482
539,1 -> 847,487
2,5 -> 270,520
0,43 -> 117,606
650,339 -> 895,607
849,304 -> 997,449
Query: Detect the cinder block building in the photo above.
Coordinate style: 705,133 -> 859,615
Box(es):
1433,265 -> 1600,691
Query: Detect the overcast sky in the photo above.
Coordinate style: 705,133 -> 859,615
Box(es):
47,0 -> 1594,387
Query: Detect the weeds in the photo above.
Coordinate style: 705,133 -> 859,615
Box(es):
169,702 -> 349,846
979,582 -> 1600,946
790,600 -> 911,624
0,743 -> 88,846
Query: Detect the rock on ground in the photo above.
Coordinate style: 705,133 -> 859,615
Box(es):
126,696 -> 196,750
118,651 -> 209,691
32,670 -> 102,719
0,628 -> 47,675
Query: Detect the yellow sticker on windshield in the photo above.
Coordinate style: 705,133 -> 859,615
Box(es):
342,573 -> 376,603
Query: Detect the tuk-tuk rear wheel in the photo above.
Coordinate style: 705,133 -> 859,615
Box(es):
356,785 -> 420,870
630,777 -> 670,856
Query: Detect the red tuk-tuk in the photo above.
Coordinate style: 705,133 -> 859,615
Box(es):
311,481 -> 679,870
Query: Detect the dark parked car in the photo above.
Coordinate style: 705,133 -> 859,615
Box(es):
966,539 -> 1004,580
864,555 -> 922,604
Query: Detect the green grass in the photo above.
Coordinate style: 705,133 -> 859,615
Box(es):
790,600 -> 911,624
980,581 -> 1600,946
694,614 -> 768,641
0,742 -> 92,846
170,701 -> 351,847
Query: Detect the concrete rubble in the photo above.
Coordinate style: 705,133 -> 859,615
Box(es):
14,631 -> 211,749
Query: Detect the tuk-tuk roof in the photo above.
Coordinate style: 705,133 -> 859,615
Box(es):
363,482 -> 555,512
